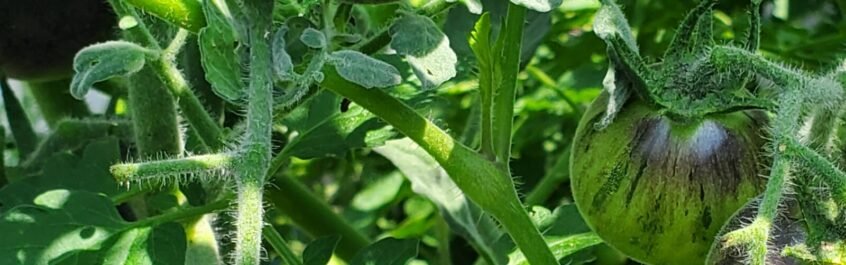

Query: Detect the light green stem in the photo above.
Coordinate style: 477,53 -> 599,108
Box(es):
110,153 -> 232,183
491,3 -> 526,166
130,195 -> 232,229
233,2 -> 274,263
321,67 -> 556,265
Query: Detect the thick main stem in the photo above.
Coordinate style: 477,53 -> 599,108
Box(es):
322,67 -> 557,265
234,3 -> 274,263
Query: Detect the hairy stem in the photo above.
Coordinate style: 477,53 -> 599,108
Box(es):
322,67 -> 557,265
111,153 -> 232,183
125,0 -> 206,33
109,0 -> 224,150
787,138 -> 846,204
233,2 -> 274,263
1,77 -> 37,158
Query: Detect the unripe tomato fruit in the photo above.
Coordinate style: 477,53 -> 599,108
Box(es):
0,0 -> 116,81
570,92 -> 768,265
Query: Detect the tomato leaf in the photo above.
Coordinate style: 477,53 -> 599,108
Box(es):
391,14 -> 458,89
374,138 -> 507,265
0,190 -> 187,265
0,138 -> 121,212
349,237 -> 418,265
509,0 -> 563,12
70,41 -> 151,99
302,235 -> 341,265
329,50 -> 402,89
199,0 -> 245,104
447,0 -> 483,14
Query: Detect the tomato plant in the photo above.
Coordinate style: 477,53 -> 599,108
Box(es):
1,0 -> 846,265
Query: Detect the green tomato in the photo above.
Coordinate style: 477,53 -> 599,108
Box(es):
570,92 -> 768,265
0,0 -> 115,81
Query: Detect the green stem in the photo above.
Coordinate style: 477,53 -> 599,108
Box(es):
233,3 -> 274,263
129,196 -> 231,229
26,79 -> 91,126
525,147 -> 571,205
321,67 -> 556,265
491,3 -> 526,166
263,224 -> 304,265
266,172 -> 371,260
1,76 -> 37,158
110,153 -> 232,183
128,67 -> 184,156
786,138 -> 846,204
109,0 -> 224,150
125,0 -> 206,33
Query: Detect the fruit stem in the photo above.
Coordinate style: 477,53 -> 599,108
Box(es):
786,138 -> 846,204
1,76 -> 38,158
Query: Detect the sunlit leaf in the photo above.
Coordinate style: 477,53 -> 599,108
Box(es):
329,50 -> 402,89
391,14 -> 457,88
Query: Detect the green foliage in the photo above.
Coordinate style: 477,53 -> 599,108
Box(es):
6,0 -> 846,264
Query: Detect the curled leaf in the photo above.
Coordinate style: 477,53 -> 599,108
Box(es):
71,41 -> 152,99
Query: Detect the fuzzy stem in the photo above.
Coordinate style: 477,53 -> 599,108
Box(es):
110,153 -> 233,183
109,0 -> 224,150
125,0 -> 206,33
743,0 -> 762,51
233,2 -> 275,263
786,138 -> 846,203
1,77 -> 37,158
128,67 -> 184,156
26,79 -> 91,126
491,3 -> 526,166
262,224 -> 304,265
266,173 -> 371,260
321,67 -> 557,265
